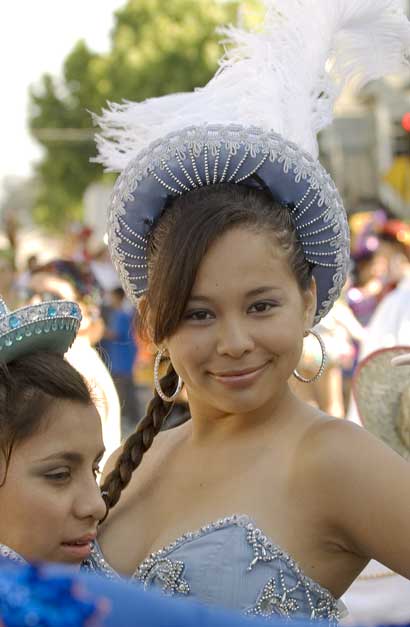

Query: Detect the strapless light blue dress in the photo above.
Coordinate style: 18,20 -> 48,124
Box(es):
82,514 -> 344,621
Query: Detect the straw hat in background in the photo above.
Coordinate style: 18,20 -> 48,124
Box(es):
353,346 -> 410,460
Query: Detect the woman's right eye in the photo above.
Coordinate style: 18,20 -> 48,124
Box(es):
184,310 -> 213,321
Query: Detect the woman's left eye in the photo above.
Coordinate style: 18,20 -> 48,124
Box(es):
248,301 -> 277,314
45,470 -> 71,482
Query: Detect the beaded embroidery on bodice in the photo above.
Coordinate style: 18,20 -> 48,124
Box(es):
0,544 -> 26,564
82,514 -> 343,621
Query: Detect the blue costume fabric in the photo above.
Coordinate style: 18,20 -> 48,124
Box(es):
0,558 -> 334,627
83,514 -> 344,621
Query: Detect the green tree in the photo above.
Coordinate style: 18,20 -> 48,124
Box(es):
29,0 -> 257,230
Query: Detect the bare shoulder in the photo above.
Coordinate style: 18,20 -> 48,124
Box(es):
295,411 -> 410,509
101,421 -> 188,482
294,413 -> 399,487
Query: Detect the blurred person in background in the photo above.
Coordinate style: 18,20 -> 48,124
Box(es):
15,254 -> 39,296
100,287 -> 139,438
291,284 -> 365,417
347,240 -> 386,327
378,219 -> 410,288
26,260 -> 121,464
347,222 -> 410,422
0,250 -> 18,309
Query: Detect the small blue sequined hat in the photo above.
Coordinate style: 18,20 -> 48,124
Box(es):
94,0 -> 410,323
0,297 -> 81,363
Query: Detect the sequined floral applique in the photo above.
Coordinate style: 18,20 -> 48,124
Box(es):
246,526 -> 282,571
246,578 -> 300,618
137,558 -> 190,596
244,524 -> 341,621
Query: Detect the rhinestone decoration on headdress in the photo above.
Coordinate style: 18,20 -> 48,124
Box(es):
94,0 -> 410,323
0,297 -> 81,362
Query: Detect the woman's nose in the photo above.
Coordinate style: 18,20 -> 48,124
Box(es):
75,478 -> 107,522
216,319 -> 254,357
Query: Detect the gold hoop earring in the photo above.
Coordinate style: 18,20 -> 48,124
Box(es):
154,348 -> 183,402
293,329 -> 327,384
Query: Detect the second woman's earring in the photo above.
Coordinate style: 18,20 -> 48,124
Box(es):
293,329 -> 327,384
154,348 -> 184,402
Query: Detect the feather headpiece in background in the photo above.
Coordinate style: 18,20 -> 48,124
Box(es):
94,0 -> 410,170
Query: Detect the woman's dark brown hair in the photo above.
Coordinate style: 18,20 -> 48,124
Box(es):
101,183 -> 313,511
0,351 -> 92,483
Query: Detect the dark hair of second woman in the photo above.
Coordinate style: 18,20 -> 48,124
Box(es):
101,182 -> 313,511
0,352 -> 92,483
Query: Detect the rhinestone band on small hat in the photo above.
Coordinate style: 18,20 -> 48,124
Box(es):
0,298 -> 81,358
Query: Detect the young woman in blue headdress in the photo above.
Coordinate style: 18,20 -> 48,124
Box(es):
0,297 -> 106,566
84,0 -> 410,621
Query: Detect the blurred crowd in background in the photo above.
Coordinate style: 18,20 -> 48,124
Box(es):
0,198 -> 409,457
1,0 -> 410,457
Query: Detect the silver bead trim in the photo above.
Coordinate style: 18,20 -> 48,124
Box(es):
116,234 -> 146,252
306,259 -> 338,268
297,208 -> 331,229
299,222 -> 337,239
235,152 -> 269,183
228,149 -> 250,182
291,187 -> 312,214
108,124 -> 350,324
152,171 -> 182,196
303,234 -> 340,247
219,152 -> 233,183
213,147 -> 221,184
123,262 -> 148,269
246,578 -> 300,618
306,250 -> 339,257
116,247 -> 146,260
189,148 -> 203,187
138,557 -> 190,596
0,544 -> 26,564
204,146 -> 211,186
118,216 -> 148,244
161,160 -> 191,193
176,153 -> 197,189
294,190 -> 320,223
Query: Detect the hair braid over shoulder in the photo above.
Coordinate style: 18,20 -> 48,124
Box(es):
101,363 -> 179,512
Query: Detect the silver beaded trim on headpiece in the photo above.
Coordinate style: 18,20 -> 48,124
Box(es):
108,124 -> 350,324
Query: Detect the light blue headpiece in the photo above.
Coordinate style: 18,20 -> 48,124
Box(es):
0,297 -> 82,363
94,0 -> 410,323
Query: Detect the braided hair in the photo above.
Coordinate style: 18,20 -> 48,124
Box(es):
100,183 -> 312,513
101,363 -> 177,511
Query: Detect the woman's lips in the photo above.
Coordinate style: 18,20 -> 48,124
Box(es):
60,534 -> 96,561
209,363 -> 270,389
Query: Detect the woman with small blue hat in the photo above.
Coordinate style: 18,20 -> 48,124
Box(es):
84,0 -> 410,622
0,295 -> 107,566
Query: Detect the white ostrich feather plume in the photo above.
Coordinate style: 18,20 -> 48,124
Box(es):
94,0 -> 410,171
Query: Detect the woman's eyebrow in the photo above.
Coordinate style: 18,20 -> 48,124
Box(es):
189,286 -> 281,303
245,286 -> 281,297
35,451 -> 83,464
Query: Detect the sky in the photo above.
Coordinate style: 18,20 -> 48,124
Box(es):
0,0 -> 124,198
